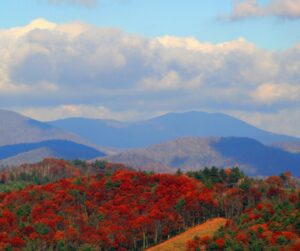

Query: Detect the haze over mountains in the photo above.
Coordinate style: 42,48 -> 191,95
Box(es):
49,111 -> 300,176
104,137 -> 300,176
0,110 -> 80,146
0,110 -> 106,165
49,111 -> 299,149
0,109 -> 300,176
0,140 -> 105,166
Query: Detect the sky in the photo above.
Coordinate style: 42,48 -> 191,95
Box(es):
0,0 -> 300,137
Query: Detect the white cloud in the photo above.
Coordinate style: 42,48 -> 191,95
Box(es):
16,104 -> 162,122
141,71 -> 182,91
156,36 -> 256,54
251,82 -> 300,103
18,105 -> 116,121
1,19 -> 300,136
228,0 -> 300,20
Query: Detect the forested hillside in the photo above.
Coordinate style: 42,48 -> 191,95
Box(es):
0,160 -> 299,250
187,173 -> 300,250
0,159 -> 127,192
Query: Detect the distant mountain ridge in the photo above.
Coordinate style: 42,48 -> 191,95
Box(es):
49,111 -> 300,149
104,137 -> 300,177
0,148 -> 56,166
1,109 -> 300,176
0,110 -> 107,166
0,109 -> 82,147
0,140 -> 106,166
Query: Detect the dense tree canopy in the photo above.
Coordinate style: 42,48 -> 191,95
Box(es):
0,160 -> 299,250
186,172 -> 300,251
0,166 -> 220,250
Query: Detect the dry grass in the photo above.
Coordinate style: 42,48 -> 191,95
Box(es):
146,217 -> 227,251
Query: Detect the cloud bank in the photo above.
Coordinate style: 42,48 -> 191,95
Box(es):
229,0 -> 300,20
1,19 -> 300,136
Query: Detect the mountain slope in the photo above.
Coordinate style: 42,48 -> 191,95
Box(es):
49,111 -> 299,149
146,218 -> 227,251
0,148 -> 55,166
104,137 -> 300,176
0,109 -> 83,147
0,140 -> 106,166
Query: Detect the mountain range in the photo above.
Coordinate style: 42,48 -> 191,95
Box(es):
49,111 -> 299,149
0,109 -> 90,146
104,137 -> 300,176
0,109 -> 300,176
0,110 -> 106,166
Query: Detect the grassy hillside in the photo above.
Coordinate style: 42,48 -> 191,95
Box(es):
146,218 -> 227,251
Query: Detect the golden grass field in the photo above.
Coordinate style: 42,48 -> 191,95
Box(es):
146,217 -> 227,251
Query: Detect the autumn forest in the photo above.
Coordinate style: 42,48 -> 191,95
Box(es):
0,159 -> 299,250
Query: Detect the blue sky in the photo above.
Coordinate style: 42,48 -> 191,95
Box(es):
1,0 -> 299,49
0,0 -> 300,137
